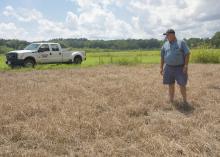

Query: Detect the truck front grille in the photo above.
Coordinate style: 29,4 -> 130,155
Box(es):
6,53 -> 18,60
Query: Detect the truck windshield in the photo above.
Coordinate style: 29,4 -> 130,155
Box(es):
24,44 -> 40,50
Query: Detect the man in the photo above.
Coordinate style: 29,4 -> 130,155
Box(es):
160,29 -> 190,104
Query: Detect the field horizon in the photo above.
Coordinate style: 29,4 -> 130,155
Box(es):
0,48 -> 220,71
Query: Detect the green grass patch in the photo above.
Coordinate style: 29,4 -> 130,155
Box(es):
0,55 -> 10,70
86,50 -> 160,65
191,49 -> 220,63
0,49 -> 219,71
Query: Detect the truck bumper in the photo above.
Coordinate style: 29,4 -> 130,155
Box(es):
6,59 -> 24,66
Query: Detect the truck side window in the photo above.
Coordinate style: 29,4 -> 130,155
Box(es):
39,44 -> 50,52
51,44 -> 60,51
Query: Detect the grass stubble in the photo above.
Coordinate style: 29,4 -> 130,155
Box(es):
0,64 -> 219,156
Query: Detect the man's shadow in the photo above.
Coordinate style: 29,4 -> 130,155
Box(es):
172,101 -> 195,115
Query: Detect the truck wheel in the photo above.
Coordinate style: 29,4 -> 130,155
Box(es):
74,56 -> 82,64
24,59 -> 35,68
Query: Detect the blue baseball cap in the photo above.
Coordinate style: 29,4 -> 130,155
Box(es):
163,29 -> 175,35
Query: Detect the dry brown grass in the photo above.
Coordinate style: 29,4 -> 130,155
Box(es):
0,64 -> 220,157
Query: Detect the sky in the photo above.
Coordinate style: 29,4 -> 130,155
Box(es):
0,0 -> 220,41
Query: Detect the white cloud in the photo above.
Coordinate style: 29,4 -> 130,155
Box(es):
128,0 -> 220,39
70,0 -> 114,10
3,6 -> 14,16
3,5 -> 42,22
2,1 -> 220,41
66,12 -> 79,29
0,22 -> 28,40
2,5 -> 76,41
66,7 -> 134,39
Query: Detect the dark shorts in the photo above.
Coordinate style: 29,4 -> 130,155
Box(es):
163,64 -> 188,86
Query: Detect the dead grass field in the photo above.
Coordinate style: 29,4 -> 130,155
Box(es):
0,64 -> 220,157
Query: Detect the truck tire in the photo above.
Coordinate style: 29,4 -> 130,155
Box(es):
74,56 -> 82,64
24,59 -> 35,68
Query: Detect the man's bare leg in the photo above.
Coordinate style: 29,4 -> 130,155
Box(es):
180,85 -> 187,103
169,84 -> 175,103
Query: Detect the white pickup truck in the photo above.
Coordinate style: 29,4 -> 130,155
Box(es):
5,43 -> 86,68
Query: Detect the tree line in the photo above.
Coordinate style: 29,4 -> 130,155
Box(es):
0,32 -> 220,54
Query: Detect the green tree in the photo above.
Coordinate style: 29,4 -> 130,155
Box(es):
211,32 -> 220,48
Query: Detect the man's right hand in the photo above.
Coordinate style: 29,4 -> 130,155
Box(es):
160,68 -> 164,76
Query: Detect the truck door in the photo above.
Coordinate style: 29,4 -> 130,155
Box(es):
37,44 -> 52,63
50,44 -> 63,63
